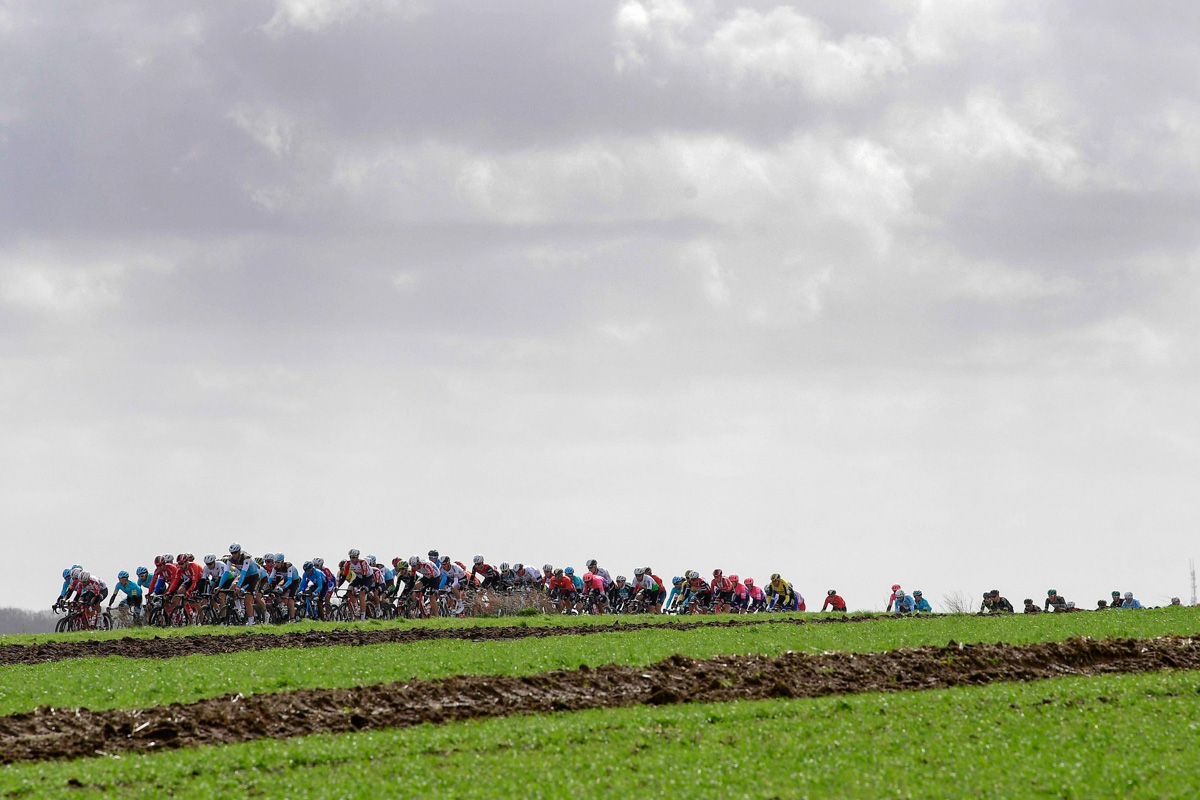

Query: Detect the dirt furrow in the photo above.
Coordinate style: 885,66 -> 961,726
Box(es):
0,614 -> 912,666
1,634 -> 1197,765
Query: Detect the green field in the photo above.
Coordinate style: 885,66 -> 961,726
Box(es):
3,668 -> 1198,799
1,607 -> 1197,716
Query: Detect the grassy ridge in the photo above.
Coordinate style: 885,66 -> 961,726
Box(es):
0,611 -> 821,645
3,668 -> 1199,798
1,607 -> 1198,716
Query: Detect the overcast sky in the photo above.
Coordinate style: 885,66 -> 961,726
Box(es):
3,0 -> 1199,612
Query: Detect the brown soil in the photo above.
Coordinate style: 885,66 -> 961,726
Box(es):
2,634 -> 1198,765
0,615 -> 912,666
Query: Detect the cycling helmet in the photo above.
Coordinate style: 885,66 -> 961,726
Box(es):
176,553 -> 188,564
564,567 -> 574,575
312,558 -> 324,568
894,590 -> 906,601
264,554 -> 275,563
1024,598 -> 1033,604
255,557 -> 264,566
828,589 -> 837,596
500,562 -> 510,571
913,590 -> 923,597
473,555 -> 484,565
1112,590 -> 1121,597
770,573 -> 781,582
117,570 -> 129,579
136,566 -> 148,576
1124,591 -> 1133,599
408,555 -> 420,566
634,567 -> 645,576
891,583 -> 901,592
62,568 -> 71,579
1047,589 -> 1057,596
80,571 -> 91,582
71,567 -> 83,580
153,555 -> 163,567
163,553 -> 173,563
543,563 -> 553,573
687,570 -> 699,580
441,556 -> 451,565
616,575 -> 627,582
643,567 -> 652,575
348,548 -> 360,559
586,559 -> 597,568
729,574 -> 738,583
366,555 -> 375,565
989,589 -> 999,596
713,568 -> 723,576
338,559 -> 347,569
428,550 -> 439,560
391,557 -> 402,567
204,554 -> 216,565
672,576 -> 683,585
513,562 -> 523,571
744,577 -> 754,586
554,568 -> 564,576
230,543 -> 242,554
303,561 -> 314,571
983,592 -> 990,599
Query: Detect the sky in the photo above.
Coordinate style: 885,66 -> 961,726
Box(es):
2,0 -> 1199,612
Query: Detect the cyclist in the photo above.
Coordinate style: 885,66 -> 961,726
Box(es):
663,576 -> 685,614
685,571 -> 712,614
984,589 -> 1013,614
497,562 -> 517,590
822,589 -> 847,612
731,575 -> 749,611
885,584 -> 902,612
744,577 -> 766,612
513,563 -> 542,586
441,556 -> 467,615
178,554 -> 205,620
338,549 -> 374,621
1110,590 -> 1123,608
312,558 -> 335,618
471,556 -> 502,589
642,567 -> 665,612
1023,598 -> 1041,614
1120,591 -> 1142,609
892,589 -> 914,614
766,574 -> 797,612
711,569 -> 734,614
135,566 -> 151,593
150,555 -> 178,599
231,545 -> 265,625
566,567 -> 585,594
298,562 -> 327,620
540,564 -> 554,590
912,590 -> 932,613
585,559 -> 612,587
57,566 -> 83,605
275,555 -> 301,622
581,570 -> 607,613
1044,589 -> 1067,613
108,571 -> 143,619
202,554 -> 229,616
74,571 -> 108,626
547,568 -> 577,613
607,575 -> 636,613
409,554 -> 444,618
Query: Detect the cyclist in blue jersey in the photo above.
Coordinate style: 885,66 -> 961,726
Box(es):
232,544 -> 265,625
107,571 -> 143,618
298,561 -> 327,620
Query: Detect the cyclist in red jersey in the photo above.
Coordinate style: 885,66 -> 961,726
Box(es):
822,589 -> 847,612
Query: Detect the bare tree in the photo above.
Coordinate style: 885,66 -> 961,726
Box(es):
940,590 -> 974,614
0,607 -> 56,634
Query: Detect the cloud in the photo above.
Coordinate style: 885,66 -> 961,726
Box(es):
615,2 -> 903,102
263,0 -> 428,36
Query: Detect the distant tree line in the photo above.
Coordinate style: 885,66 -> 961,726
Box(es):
0,607 -> 57,634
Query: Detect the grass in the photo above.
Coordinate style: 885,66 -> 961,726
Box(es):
0,607 -> 1198,716
4,668 -> 1200,798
